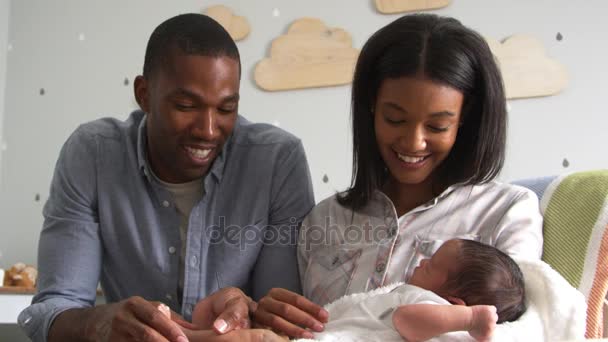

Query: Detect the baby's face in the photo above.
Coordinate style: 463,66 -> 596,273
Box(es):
408,239 -> 460,293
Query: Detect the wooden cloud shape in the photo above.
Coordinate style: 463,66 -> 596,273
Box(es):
204,5 -> 250,41
375,0 -> 450,14
254,18 -> 359,91
487,34 -> 568,99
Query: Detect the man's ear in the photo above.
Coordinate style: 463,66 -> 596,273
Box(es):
134,75 -> 150,113
446,296 -> 466,306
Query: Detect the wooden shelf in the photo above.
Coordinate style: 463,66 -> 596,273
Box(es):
0,286 -> 35,294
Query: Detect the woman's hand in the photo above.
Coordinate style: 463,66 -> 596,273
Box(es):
191,287 -> 256,334
252,288 -> 329,339
160,302 -> 288,342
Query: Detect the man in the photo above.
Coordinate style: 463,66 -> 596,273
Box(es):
19,13 -> 314,341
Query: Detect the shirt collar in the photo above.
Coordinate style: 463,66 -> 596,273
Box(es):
208,131 -> 230,183
136,111 -> 240,184
206,115 -> 243,183
136,110 -> 150,179
371,181 -> 464,215
428,182 -> 463,205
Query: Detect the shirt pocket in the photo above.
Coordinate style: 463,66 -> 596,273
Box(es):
213,219 -> 266,293
403,234 -> 480,281
303,247 -> 362,306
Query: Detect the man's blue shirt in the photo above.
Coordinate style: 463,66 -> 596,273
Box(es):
19,110 -> 315,341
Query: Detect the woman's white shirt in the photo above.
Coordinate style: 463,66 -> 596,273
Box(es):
298,181 -> 543,306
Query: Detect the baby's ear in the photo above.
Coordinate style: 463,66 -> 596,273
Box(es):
447,296 -> 466,306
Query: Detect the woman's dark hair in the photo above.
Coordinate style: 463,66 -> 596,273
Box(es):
143,13 -> 241,79
338,14 -> 506,210
441,239 -> 526,323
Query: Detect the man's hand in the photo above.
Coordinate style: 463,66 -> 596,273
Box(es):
191,287 -> 257,334
253,288 -> 328,339
92,297 -> 189,342
184,328 -> 289,342
468,305 -> 498,342
48,296 -> 188,342
174,287 -> 288,342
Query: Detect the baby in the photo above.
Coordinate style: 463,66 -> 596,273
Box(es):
391,238 -> 526,341
307,239 -> 526,342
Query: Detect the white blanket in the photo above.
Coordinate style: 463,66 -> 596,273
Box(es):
297,258 -> 587,342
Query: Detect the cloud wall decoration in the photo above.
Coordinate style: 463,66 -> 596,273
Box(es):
254,18 -> 359,91
487,34 -> 568,99
204,5 -> 251,41
374,0 -> 450,14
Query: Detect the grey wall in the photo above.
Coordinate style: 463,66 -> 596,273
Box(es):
0,0 -> 606,267
0,0 -> 9,194
0,0 -> 9,266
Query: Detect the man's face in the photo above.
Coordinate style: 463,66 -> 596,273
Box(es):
135,52 -> 240,183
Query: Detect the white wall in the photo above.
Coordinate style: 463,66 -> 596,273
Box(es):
0,0 -> 11,266
0,0 -> 606,267
0,0 -> 9,182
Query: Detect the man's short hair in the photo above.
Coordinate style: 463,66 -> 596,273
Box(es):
142,13 -> 241,79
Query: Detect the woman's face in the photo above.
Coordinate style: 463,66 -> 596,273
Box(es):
374,75 -> 463,186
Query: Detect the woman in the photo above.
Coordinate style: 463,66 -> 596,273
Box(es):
254,13 -> 542,339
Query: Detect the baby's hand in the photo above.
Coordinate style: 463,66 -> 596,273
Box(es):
468,305 -> 498,342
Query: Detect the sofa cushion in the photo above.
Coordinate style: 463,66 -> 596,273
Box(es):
521,170 -> 608,338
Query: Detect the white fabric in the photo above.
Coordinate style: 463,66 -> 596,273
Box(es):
495,258 -> 587,342
299,181 -> 543,306
307,283 -> 468,342
296,259 -> 586,342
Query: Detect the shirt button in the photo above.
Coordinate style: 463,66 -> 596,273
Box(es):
166,293 -> 173,301
375,262 -> 386,273
162,200 -> 170,207
185,303 -> 194,315
190,255 -> 199,267
168,246 -> 176,254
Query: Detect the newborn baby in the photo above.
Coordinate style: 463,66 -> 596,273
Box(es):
302,239 -> 526,342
